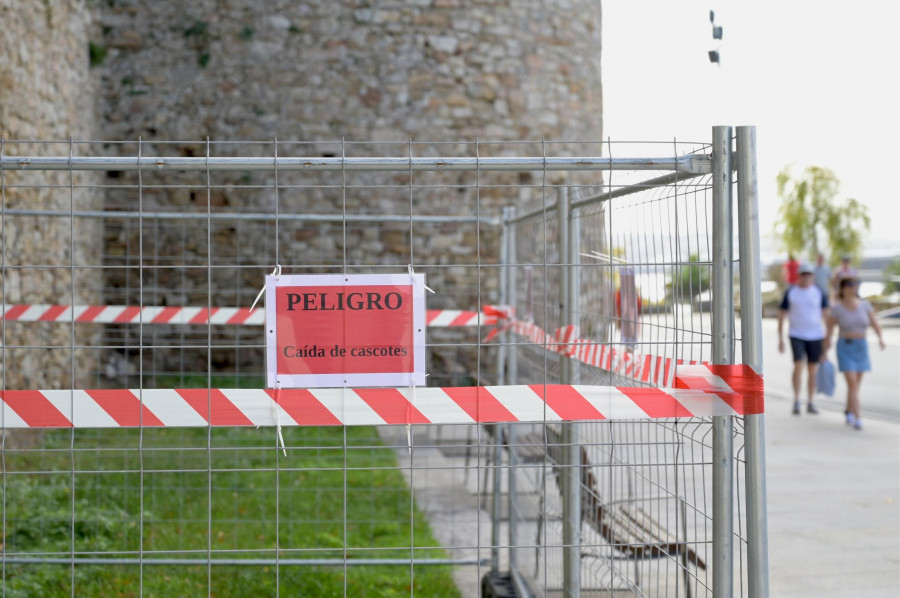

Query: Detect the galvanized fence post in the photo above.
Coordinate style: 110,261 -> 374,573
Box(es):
490,207 -> 512,574
711,125 -> 735,598
558,187 -> 581,597
505,205 -> 523,594
558,189 -> 571,384
498,209 -> 510,389
507,424 -> 520,589
569,191 -> 582,387
737,125 -> 770,598
507,206 -> 519,386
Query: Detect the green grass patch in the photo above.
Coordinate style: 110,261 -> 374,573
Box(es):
1,424 -> 460,597
150,373 -> 267,389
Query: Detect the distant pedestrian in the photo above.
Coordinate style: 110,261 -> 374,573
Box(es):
831,254 -> 857,293
778,262 -> 829,415
615,267 -> 642,351
824,277 -> 887,430
783,254 -> 800,285
813,253 -> 831,297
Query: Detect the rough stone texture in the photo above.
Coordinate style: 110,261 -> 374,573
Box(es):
2,0 -> 603,381
102,1 -> 601,142
0,0 -> 102,397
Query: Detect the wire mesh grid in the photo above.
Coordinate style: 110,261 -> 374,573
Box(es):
1,137 -> 757,597
501,149 -> 749,597
499,418 -> 748,598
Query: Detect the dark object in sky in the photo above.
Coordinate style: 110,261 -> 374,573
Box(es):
709,8 -> 722,62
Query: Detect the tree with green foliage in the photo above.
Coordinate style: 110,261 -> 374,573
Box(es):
666,253 -> 710,303
775,165 -> 870,264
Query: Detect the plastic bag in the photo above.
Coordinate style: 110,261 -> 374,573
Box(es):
817,358 -> 836,398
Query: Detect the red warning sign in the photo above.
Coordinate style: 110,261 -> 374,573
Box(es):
265,273 -> 426,388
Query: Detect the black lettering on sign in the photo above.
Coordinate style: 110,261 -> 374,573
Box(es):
286,293 -> 302,311
282,345 -> 326,358
285,291 -> 404,311
349,346 -> 409,357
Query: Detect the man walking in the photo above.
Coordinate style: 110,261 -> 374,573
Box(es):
778,262 -> 830,414
813,253 -> 831,297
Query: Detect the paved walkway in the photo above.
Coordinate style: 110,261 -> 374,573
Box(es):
388,402 -> 900,596
388,319 -> 900,596
765,391 -> 900,597
762,316 -> 900,597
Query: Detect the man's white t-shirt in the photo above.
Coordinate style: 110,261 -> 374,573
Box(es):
780,284 -> 828,340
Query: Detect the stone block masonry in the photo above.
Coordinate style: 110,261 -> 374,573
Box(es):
1,0 -> 102,394
2,0 -> 603,384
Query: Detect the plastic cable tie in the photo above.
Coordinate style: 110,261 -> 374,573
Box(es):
250,265 -> 282,313
272,385 -> 287,457
408,264 -> 434,294
406,384 -> 415,455
276,425 -> 287,457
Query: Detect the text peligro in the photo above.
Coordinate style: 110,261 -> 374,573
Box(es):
285,292 -> 403,311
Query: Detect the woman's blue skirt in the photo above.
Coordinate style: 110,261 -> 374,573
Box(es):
836,337 -> 870,372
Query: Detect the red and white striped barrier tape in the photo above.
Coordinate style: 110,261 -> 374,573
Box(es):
0,365 -> 763,429
486,315 -> 698,388
1,304 -> 496,328
425,309 -> 497,327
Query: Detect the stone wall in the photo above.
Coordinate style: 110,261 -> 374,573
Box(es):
90,0 -> 604,239
0,0 -> 102,392
92,0 -> 601,142
2,0 -> 603,383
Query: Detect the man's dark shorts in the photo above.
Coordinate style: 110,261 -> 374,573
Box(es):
789,337 -> 823,363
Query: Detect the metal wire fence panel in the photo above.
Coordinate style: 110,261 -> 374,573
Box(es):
504,418 -> 730,597
500,139 -> 755,597
1,136 -> 764,597
577,172 -> 717,376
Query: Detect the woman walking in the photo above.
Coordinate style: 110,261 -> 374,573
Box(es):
824,277 -> 886,430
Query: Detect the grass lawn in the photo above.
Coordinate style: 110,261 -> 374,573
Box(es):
1,376 -> 461,597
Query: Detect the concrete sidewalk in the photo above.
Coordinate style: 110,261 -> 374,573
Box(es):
387,322 -> 900,597
388,395 -> 900,596
761,315 -> 900,596
764,390 -> 900,598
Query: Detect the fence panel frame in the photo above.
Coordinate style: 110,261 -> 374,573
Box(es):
497,128 -> 766,597
0,134 -> 767,597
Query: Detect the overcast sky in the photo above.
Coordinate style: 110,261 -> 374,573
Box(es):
601,0 -> 900,259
